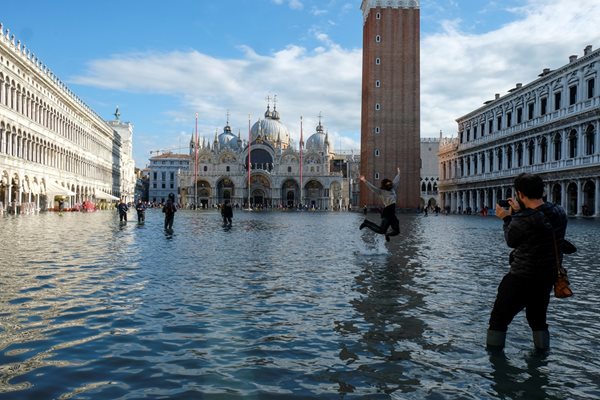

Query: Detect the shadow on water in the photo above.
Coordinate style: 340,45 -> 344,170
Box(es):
0,211 -> 599,399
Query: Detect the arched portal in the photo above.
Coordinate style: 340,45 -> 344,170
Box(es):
582,180 -> 595,216
304,180 -> 324,209
567,182 -> 577,215
551,183 -> 562,205
217,178 -> 235,204
249,174 -> 271,207
195,179 -> 211,208
281,179 -> 299,208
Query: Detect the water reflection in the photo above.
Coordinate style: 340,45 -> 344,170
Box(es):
0,211 -> 599,399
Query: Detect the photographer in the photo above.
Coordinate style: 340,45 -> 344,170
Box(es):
487,173 -> 568,351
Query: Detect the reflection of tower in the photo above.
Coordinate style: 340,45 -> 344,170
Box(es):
360,0 -> 420,210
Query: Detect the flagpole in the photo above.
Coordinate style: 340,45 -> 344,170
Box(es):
195,113 -> 198,208
300,116 -> 303,209
247,114 -> 251,209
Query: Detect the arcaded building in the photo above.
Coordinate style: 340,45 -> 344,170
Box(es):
360,0 -> 421,210
0,23 -> 136,213
439,45 -> 600,217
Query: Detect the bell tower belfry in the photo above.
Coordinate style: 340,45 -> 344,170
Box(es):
359,0 -> 420,210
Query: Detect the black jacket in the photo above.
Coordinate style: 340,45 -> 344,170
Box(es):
502,202 -> 567,279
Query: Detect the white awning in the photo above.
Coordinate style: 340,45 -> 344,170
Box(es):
45,180 -> 76,196
94,190 -> 120,201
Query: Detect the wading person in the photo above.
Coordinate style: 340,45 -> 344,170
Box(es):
117,198 -> 128,222
163,193 -> 177,231
487,173 -> 568,352
221,199 -> 233,227
359,167 -> 400,242
135,199 -> 146,223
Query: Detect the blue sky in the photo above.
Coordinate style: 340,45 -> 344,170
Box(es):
2,0 -> 600,168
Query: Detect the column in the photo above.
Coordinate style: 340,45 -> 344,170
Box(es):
576,179 -> 583,216
561,181 -> 567,211
595,178 -> 600,217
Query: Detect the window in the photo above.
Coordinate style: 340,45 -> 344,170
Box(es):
540,137 -> 548,163
203,166 -> 207,172
376,12 -> 381,19
554,91 -> 561,110
569,85 -> 577,105
153,183 -> 157,188
161,172 -> 166,180
287,166 -> 292,173
374,126 -> 380,134
488,120 -> 492,134
585,125 -> 595,155
480,123 -> 485,136
553,134 -> 562,160
516,107 -> 523,124
153,172 -> 157,180
375,103 -> 381,111
170,172 -> 174,180
375,149 -> 380,156
162,183 -> 165,189
375,80 -> 381,87
568,130 -> 577,158
226,166 -> 230,172
170,183 -> 174,189
375,172 -> 380,180
528,141 -> 535,165
473,126 -> 478,138
375,35 -> 381,43
506,111 -> 512,127
517,144 -> 523,167
506,146 -> 512,169
466,129 -> 470,141
528,102 -> 535,119
496,115 -> 502,131
540,97 -> 547,115
375,57 -> 381,65
587,78 -> 595,99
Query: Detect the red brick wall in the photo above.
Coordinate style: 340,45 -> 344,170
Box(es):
360,7 -> 421,210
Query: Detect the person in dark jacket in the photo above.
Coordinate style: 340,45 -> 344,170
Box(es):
359,167 -> 400,242
135,199 -> 146,223
117,199 -> 128,222
221,199 -> 233,227
163,193 -> 177,231
487,173 -> 568,352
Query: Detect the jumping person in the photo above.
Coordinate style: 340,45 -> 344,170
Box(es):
359,167 -> 401,242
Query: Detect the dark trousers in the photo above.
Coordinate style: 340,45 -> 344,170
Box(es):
119,212 -> 127,222
489,272 -> 553,332
164,214 -> 174,230
137,212 -> 145,222
362,204 -> 400,236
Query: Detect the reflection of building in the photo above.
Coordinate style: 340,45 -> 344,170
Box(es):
0,24 -> 132,214
360,0 -> 421,210
439,46 -> 600,217
161,104 -> 356,210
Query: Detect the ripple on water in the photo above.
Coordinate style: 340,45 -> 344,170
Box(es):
0,211 -> 599,399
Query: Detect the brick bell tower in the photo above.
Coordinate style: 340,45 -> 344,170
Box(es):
359,0 -> 420,210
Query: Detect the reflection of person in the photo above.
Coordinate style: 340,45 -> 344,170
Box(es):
135,199 -> 146,223
221,199 -> 233,227
359,167 -> 401,242
487,173 -> 568,352
163,193 -> 177,231
117,199 -> 128,222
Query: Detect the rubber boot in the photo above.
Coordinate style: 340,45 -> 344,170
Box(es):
486,329 -> 506,349
532,330 -> 550,351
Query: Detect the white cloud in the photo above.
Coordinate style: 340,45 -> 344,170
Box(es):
72,0 -> 600,166
421,0 -> 600,137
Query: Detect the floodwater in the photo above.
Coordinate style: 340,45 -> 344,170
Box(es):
0,209 -> 599,399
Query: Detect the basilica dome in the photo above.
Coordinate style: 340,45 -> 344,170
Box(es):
218,123 -> 241,151
250,105 -> 291,147
305,120 -> 332,152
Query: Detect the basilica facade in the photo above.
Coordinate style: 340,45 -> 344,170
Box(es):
151,104 -> 359,210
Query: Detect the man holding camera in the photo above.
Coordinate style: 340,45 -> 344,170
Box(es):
487,173 -> 568,351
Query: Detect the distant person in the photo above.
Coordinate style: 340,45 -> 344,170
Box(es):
359,167 -> 401,242
135,199 -> 146,223
163,193 -> 177,231
363,205 -> 367,215
221,199 -> 233,227
58,199 -> 65,213
487,173 -> 569,352
117,198 -> 128,222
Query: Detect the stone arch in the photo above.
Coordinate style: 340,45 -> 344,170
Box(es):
281,178 -> 300,208
566,182 -> 578,215
582,180 -> 595,216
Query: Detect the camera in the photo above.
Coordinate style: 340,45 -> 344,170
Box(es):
498,199 -> 510,208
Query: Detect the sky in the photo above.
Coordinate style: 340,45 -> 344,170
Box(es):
3,0 -> 600,168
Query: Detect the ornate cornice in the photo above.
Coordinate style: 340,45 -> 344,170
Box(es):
361,0 -> 420,23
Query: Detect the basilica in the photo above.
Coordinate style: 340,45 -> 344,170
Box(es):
149,103 -> 359,210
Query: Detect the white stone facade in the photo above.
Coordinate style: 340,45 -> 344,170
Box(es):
439,45 -> 600,216
0,23 -> 131,213
420,136 -> 440,208
150,105 -> 357,210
